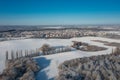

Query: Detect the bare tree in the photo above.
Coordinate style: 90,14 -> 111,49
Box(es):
20,50 -> 23,57
36,48 -> 40,56
11,50 -> 14,60
25,50 -> 27,57
5,51 -> 9,60
40,44 -> 54,55
113,47 -> 120,55
16,50 -> 19,59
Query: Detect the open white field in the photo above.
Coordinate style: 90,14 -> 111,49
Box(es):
0,38 -> 71,72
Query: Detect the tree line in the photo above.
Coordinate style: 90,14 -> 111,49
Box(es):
5,44 -> 72,61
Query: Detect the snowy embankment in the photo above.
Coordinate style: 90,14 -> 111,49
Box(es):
34,37 -> 120,80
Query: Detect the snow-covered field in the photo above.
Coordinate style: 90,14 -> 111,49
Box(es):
0,38 -> 71,72
34,37 -> 120,80
0,36 -> 120,79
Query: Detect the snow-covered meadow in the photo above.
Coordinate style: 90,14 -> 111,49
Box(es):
0,37 -> 120,79
0,38 -> 71,72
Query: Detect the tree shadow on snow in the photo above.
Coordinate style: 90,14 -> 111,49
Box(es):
52,45 -> 65,48
49,78 -> 54,80
35,57 -> 52,80
35,57 -> 51,69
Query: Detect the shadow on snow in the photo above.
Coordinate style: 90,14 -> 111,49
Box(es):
35,57 -> 52,80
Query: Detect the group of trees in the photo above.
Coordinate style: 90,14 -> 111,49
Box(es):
40,44 -> 55,55
5,49 -> 40,60
5,44 -> 72,60
40,44 -> 71,55
112,47 -> 120,55
57,47 -> 120,80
